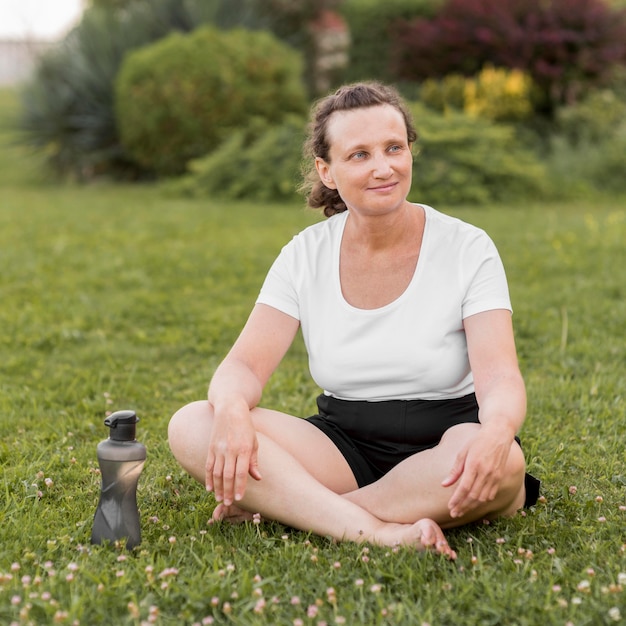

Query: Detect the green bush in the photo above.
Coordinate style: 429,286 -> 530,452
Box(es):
18,0 -> 219,179
420,74 -> 466,112
341,0 -> 442,83
554,88 -> 626,145
115,26 -> 307,176
174,102 -> 549,206
408,102 -> 548,205
169,115 -> 306,201
545,89 -> 626,195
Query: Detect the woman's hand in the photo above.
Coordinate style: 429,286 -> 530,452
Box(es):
441,426 -> 512,519
448,309 -> 526,519
205,304 -> 300,506
205,399 -> 262,506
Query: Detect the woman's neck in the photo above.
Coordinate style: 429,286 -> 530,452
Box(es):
343,203 -> 424,252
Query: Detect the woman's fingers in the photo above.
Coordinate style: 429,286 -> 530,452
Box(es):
207,448 -> 258,506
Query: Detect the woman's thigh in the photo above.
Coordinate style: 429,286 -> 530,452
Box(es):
346,423 -> 526,526
169,401 -> 358,494
251,407 -> 359,493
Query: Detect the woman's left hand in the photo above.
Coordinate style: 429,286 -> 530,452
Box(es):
441,428 -> 512,519
447,309 -> 526,519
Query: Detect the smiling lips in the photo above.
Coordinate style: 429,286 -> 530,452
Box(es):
368,182 -> 397,192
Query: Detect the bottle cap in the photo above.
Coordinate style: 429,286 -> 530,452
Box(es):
104,410 -> 139,441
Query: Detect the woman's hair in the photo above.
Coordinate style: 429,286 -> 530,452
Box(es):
301,81 -> 417,217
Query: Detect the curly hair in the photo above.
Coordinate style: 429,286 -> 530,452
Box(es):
300,82 -> 417,217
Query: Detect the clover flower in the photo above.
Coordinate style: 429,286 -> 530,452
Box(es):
159,567 -> 179,578
608,607 -> 621,622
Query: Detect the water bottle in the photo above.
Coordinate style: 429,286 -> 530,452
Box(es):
91,410 -> 146,549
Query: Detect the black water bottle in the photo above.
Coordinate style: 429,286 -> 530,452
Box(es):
91,410 -> 146,549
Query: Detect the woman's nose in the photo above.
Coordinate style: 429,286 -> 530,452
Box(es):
372,152 -> 393,178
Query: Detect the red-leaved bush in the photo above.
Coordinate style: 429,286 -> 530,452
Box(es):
391,0 -> 626,113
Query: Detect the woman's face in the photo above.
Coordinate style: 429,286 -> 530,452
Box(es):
315,104 -> 413,218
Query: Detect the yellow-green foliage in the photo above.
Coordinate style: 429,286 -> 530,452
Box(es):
464,65 -> 535,122
421,66 -> 535,122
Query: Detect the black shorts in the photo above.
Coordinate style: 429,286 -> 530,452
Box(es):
306,393 -> 540,508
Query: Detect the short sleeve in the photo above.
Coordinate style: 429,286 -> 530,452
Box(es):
256,240 -> 300,320
461,233 -> 512,319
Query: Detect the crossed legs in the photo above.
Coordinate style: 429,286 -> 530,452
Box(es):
168,401 -> 526,556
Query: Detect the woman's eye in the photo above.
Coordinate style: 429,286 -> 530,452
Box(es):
388,144 -> 402,153
351,151 -> 367,160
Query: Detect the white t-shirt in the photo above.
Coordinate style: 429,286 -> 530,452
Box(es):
256,204 -> 512,401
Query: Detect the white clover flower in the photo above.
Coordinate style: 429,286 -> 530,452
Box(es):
608,607 -> 621,622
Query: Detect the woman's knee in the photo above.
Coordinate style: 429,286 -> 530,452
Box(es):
168,400 -> 212,466
439,422 -> 526,488
506,440 -> 527,485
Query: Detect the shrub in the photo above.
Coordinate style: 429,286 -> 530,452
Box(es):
546,133 -> 626,197
554,88 -> 626,145
175,100 -> 549,206
170,115 -> 306,201
392,0 -> 626,114
545,89 -> 626,195
464,66 -> 536,122
408,102 -> 548,205
340,0 -> 442,83
19,0 -> 217,179
420,74 -> 466,112
421,67 -> 536,122
115,26 -> 307,176
172,102 -> 548,206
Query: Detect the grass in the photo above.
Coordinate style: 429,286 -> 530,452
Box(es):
1,86 -> 625,625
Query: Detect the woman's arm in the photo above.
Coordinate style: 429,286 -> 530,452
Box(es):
206,303 -> 300,506
443,308 -> 526,518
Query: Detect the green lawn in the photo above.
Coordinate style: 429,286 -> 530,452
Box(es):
1,88 -> 625,625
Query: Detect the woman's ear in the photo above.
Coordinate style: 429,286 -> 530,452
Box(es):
315,157 -> 336,189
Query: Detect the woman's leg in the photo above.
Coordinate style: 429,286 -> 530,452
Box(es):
344,423 -> 527,529
168,401 -> 456,557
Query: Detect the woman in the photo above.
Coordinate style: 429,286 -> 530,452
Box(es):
168,82 -> 539,559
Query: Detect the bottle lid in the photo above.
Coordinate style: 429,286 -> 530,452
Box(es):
104,410 -> 139,441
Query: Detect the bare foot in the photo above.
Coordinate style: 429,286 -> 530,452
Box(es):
369,518 -> 457,560
211,503 -> 257,524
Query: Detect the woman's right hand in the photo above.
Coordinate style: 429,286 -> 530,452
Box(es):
205,399 -> 262,506
204,304 -> 300,505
